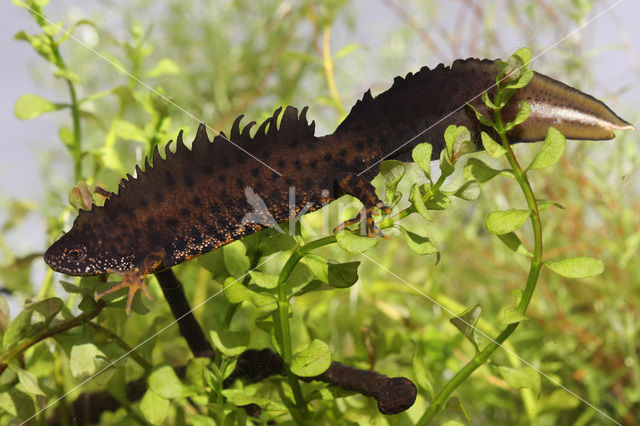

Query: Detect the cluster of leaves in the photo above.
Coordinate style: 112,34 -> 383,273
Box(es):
2,0 -> 637,424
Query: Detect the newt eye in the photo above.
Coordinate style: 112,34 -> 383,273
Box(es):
67,247 -> 86,262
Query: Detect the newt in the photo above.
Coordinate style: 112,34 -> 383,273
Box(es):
44,58 -> 634,314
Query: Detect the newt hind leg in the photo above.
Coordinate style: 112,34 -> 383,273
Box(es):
333,173 -> 391,238
95,248 -> 165,315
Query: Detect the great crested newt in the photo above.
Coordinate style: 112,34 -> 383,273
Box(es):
44,58 -> 634,314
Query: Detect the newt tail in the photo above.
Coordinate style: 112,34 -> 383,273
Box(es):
44,57 -> 634,314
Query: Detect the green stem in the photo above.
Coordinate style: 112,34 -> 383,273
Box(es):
0,301 -> 105,376
418,91 -> 543,424
322,25 -> 345,116
87,322 -> 152,371
276,249 -> 309,418
44,27 -> 82,181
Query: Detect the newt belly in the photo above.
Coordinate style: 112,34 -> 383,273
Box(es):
44,58 -> 633,314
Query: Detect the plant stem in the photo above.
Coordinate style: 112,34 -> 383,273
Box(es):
276,249 -> 309,418
87,322 -> 152,371
0,301 -> 105,376
322,25 -> 345,116
418,93 -> 543,424
45,31 -> 83,181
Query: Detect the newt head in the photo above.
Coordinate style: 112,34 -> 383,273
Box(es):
44,225 -> 133,276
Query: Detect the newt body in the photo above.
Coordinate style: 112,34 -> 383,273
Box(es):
44,58 -> 633,313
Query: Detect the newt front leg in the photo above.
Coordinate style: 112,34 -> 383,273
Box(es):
95,248 -> 166,315
333,173 -> 391,237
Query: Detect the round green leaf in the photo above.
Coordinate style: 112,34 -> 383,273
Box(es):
69,343 -> 105,379
481,131 -> 506,158
290,339 -> 332,377
453,180 -> 480,201
140,389 -> 169,425
464,158 -> 512,183
544,257 -> 604,279
14,94 -> 63,120
410,184 -> 434,221
16,368 -> 45,397
249,270 -> 278,289
327,261 -> 360,288
148,365 -> 183,399
223,241 -> 250,278
398,226 -> 439,255
498,365 -> 541,396
528,127 -> 566,170
486,209 -> 530,235
336,230 -> 378,254
411,143 -> 433,177
147,58 -> 181,78
209,330 -> 250,357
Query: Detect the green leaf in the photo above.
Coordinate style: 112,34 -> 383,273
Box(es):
290,339 -> 332,377
223,277 -> 277,309
336,230 -> 378,254
0,296 -> 9,334
398,226 -> 439,256
148,365 -> 183,399
249,270 -> 278,289
327,261 -> 360,288
439,149 -> 455,177
486,209 -> 531,235
147,58 -> 181,78
544,257 -> 604,279
209,330 -> 250,357
467,103 -> 495,127
0,389 -> 35,418
482,91 -> 498,110
114,120 -> 147,143
464,158 -> 512,183
14,94 -> 64,120
53,68 -> 82,85
379,160 -> 405,205
334,43 -> 360,59
69,343 -> 107,379
57,19 -> 96,45
500,308 -> 529,326
412,342 -> 435,399
411,143 -> 433,178
223,241 -> 250,278
14,31 -> 56,63
27,297 -> 63,326
453,180 -> 480,201
504,100 -> 531,130
512,47 -> 532,65
140,389 -> 169,425
446,396 -> 471,422
505,68 -> 534,89
481,131 -> 506,158
537,199 -> 565,211
450,304 -> 482,349
444,125 -> 473,160
498,365 -> 541,396
528,127 -> 566,170
304,254 -> 329,284
16,368 -> 45,396
68,181 -> 93,211
284,263 -> 314,295
497,232 -> 533,257
410,184 -> 433,221
424,190 -> 451,210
